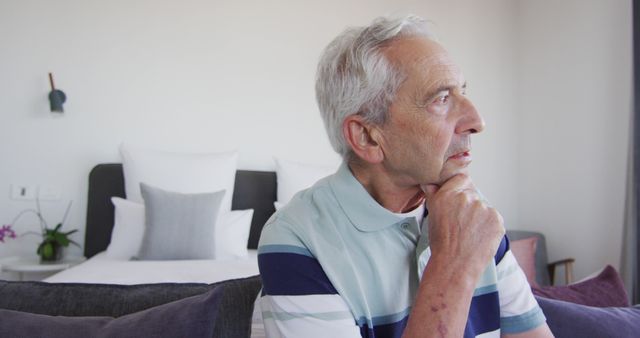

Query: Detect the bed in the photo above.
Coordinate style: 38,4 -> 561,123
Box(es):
46,163 -> 276,284
41,163 -> 277,337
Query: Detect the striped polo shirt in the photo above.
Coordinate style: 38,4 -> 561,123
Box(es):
258,162 -> 545,338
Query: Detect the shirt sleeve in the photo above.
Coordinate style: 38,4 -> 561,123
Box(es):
258,217 -> 361,338
417,218 -> 547,335
496,236 -> 547,334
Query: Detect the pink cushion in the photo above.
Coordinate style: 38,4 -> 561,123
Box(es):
533,265 -> 630,307
510,236 -> 539,287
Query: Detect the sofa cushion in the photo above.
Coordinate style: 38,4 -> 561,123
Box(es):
0,285 -> 224,338
510,236 -> 539,287
533,265 -> 629,307
506,230 -> 551,286
536,296 -> 640,338
0,275 -> 261,338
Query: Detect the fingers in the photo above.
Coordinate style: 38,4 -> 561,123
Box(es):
423,173 -> 505,271
440,174 -> 474,193
421,184 -> 439,201
423,174 -> 476,206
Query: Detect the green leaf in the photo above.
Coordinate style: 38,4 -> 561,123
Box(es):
54,223 -> 63,232
44,231 -> 56,241
54,233 -> 70,246
63,229 -> 78,236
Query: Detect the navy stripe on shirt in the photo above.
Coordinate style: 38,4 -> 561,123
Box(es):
359,316 -> 408,338
355,292 -> 500,338
494,235 -> 510,264
464,291 -> 501,337
259,252 -> 338,296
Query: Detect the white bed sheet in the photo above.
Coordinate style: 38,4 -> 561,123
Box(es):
44,250 -> 259,284
44,250 -> 265,338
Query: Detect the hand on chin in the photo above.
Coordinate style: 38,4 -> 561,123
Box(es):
435,165 -> 470,187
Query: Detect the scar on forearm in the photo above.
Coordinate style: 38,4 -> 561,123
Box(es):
438,321 -> 448,337
430,303 -> 448,312
435,292 -> 449,336
433,293 -> 448,312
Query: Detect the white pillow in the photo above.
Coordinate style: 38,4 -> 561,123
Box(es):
120,144 -> 238,211
106,197 -> 145,260
105,197 -> 253,260
274,158 -> 337,205
215,209 -> 254,259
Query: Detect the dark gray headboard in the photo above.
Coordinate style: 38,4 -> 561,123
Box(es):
84,164 -> 277,258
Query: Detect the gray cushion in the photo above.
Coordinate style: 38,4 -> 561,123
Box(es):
138,183 -> 225,260
536,296 -> 640,338
0,286 -> 224,338
0,275 -> 262,338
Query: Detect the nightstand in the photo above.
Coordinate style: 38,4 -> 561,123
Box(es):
0,256 -> 85,281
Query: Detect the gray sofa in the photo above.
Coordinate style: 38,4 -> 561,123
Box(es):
0,275 -> 261,338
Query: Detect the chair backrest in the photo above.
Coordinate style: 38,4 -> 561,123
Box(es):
506,230 -> 551,286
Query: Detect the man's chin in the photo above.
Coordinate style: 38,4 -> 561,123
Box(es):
437,167 -> 470,185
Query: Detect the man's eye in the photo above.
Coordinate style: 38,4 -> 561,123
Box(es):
435,95 -> 449,104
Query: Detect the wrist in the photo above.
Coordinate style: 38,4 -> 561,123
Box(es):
426,253 -> 483,291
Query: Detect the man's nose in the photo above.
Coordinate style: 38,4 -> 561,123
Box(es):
455,97 -> 485,134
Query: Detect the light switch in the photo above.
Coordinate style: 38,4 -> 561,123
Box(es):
10,184 -> 36,200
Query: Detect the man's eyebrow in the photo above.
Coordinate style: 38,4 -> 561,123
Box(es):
422,81 -> 467,100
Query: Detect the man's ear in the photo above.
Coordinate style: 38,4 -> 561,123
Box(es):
342,115 -> 384,164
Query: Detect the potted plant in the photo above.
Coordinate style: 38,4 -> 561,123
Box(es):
1,199 -> 79,263
37,222 -> 79,262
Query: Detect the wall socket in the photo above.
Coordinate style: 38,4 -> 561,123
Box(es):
38,186 -> 61,201
10,184 -> 36,200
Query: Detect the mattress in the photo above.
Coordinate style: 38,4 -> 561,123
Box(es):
43,250 -> 264,338
44,250 -> 259,284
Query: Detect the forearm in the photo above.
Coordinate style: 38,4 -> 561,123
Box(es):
402,256 -> 481,338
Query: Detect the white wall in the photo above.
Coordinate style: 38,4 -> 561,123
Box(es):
0,0 -> 521,271
2,0 -> 630,284
516,0 -> 632,281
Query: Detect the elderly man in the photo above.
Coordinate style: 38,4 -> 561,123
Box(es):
258,15 -> 553,338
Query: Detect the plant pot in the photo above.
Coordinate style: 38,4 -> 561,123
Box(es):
38,241 -> 63,263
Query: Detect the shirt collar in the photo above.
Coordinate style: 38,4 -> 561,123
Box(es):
329,162 -> 409,232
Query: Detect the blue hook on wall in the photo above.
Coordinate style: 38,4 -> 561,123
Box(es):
48,72 -> 66,113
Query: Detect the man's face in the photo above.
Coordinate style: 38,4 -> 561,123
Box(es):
376,37 -> 484,187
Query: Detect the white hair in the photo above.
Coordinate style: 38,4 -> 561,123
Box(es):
315,15 -> 434,158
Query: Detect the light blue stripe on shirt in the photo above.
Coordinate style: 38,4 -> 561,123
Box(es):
500,306 -> 546,334
258,244 -> 314,257
474,284 -> 498,297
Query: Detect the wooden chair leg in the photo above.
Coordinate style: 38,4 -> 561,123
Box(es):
548,258 -> 575,285
564,261 -> 574,285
